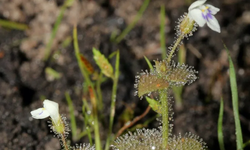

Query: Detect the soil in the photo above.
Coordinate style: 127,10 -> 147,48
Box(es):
0,0 -> 250,150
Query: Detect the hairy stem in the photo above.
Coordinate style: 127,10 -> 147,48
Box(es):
61,134 -> 69,150
167,33 -> 184,63
160,89 -> 168,149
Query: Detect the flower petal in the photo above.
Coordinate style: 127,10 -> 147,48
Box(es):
207,15 -> 221,33
188,0 -> 206,11
31,108 -> 50,119
206,4 -> 220,15
43,99 -> 59,112
43,99 -> 60,123
188,9 -> 206,27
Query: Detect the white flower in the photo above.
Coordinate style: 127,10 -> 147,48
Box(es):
188,0 -> 220,33
31,99 -> 60,124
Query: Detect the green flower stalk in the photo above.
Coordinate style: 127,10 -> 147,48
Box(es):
167,0 -> 220,62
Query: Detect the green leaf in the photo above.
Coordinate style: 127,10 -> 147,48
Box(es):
218,98 -> 225,150
225,44 -> 243,150
137,74 -> 169,97
146,97 -> 161,114
93,48 -> 114,79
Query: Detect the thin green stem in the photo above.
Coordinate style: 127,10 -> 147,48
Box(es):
93,105 -> 101,150
65,92 -> 77,141
82,97 -> 93,145
44,0 -> 73,61
96,73 -> 104,110
0,19 -> 28,30
60,133 -> 70,150
160,89 -> 168,149
243,140 -> 250,148
166,34 -> 184,63
115,0 -> 150,43
73,26 -> 94,88
105,51 -> 120,150
160,5 -> 166,59
73,26 -> 101,150
218,98 -> 225,150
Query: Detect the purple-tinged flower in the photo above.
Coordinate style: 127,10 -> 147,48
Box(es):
188,0 -> 220,33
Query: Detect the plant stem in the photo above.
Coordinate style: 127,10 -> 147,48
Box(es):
166,33 -> 184,63
105,51 -> 120,150
61,134 -> 70,150
160,89 -> 168,149
89,87 -> 102,150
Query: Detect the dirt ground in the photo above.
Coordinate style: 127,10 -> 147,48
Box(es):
0,0 -> 250,149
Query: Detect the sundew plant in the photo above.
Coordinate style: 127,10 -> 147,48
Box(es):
29,0 -> 244,150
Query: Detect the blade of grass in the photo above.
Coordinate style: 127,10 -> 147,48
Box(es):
105,51 -> 120,150
73,25 -> 101,149
144,56 -> 153,70
82,97 -> 93,145
89,87 -> 102,150
65,92 -> 77,141
96,73 -> 104,110
73,25 -> 94,88
0,19 -> 28,30
218,97 -> 225,150
225,44 -> 243,150
115,0 -> 150,43
160,5 -> 166,59
243,140 -> 250,148
44,0 -> 74,60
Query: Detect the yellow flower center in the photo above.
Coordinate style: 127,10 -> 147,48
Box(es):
201,6 -> 209,12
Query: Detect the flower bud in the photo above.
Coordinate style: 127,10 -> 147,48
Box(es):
179,14 -> 195,35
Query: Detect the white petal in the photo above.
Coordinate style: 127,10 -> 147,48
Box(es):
188,9 -> 206,27
43,99 -> 59,112
43,99 -> 60,123
188,0 -> 206,11
207,15 -> 221,33
31,108 -> 50,119
206,4 -> 220,15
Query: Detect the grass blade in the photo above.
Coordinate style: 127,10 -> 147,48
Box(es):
73,25 -> 101,149
105,51 -> 120,150
0,19 -> 28,30
218,97 -> 225,150
225,44 -> 243,150
65,92 -> 77,141
160,5 -> 166,59
243,140 -> 250,148
44,0 -> 74,60
144,56 -> 153,70
115,0 -> 150,43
